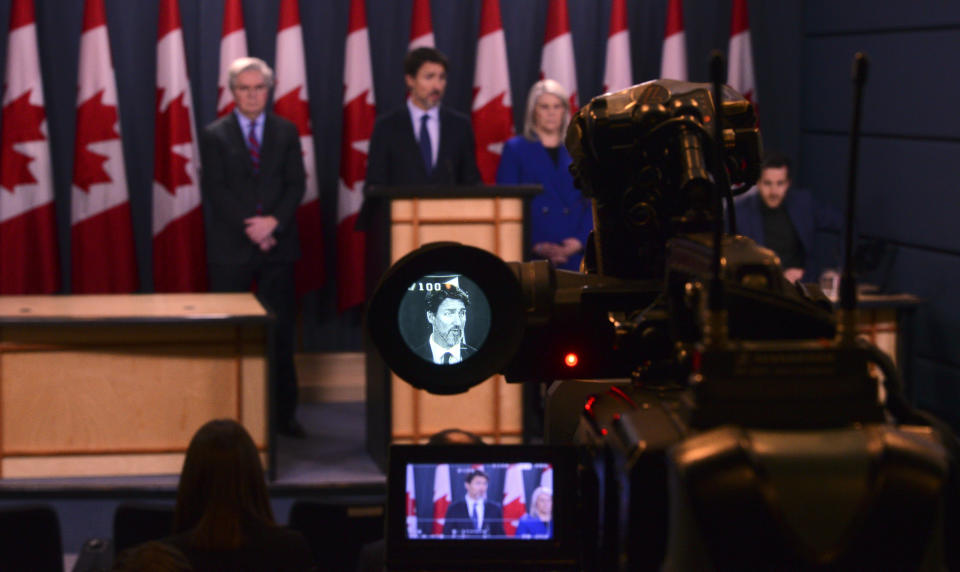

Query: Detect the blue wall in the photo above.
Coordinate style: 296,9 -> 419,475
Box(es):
799,1 -> 960,428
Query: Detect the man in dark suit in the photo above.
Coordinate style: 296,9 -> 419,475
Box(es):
366,47 -> 481,186
734,153 -> 840,284
414,284 -> 477,365
200,57 -> 306,438
442,469 -> 505,537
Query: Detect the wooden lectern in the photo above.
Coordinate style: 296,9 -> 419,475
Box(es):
363,185 -> 540,469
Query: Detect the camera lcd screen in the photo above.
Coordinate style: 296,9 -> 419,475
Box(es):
398,274 -> 491,365
403,462 -> 555,540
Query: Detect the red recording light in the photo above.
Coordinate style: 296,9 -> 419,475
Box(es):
564,353 -> 579,367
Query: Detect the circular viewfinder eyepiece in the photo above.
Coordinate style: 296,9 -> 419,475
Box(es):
367,243 -> 524,394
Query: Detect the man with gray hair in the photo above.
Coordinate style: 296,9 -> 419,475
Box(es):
200,57 -> 307,437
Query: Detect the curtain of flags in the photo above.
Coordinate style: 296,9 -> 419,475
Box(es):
0,0 -> 758,300
0,0 -> 58,294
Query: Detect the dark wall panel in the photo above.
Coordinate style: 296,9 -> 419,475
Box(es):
802,8 -> 960,421
804,1 -> 960,35
802,31 -> 960,138
884,247 -> 960,368
913,358 -> 960,431
801,133 -> 960,254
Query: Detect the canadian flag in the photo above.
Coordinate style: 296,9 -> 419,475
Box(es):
540,0 -> 578,113
727,0 -> 758,108
71,0 -> 137,294
406,464 -> 419,538
540,465 -> 553,490
337,0 -> 376,311
472,0 -> 514,184
275,0 -> 325,297
216,0 -> 248,118
0,0 -> 58,294
153,0 -> 206,292
660,0 -> 687,81
603,0 -> 633,93
503,463 -> 531,536
408,0 -> 434,50
432,463 -> 451,534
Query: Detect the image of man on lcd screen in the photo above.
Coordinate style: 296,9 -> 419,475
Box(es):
442,469 -> 505,537
415,285 -> 477,365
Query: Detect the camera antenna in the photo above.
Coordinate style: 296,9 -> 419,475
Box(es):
709,51 -> 727,314
840,53 -> 869,342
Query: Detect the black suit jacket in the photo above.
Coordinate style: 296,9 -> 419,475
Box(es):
413,340 -> 478,363
200,112 -> 305,265
442,500 -> 505,537
366,106 -> 481,186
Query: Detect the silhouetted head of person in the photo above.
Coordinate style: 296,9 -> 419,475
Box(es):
427,428 -> 485,445
174,419 -> 274,549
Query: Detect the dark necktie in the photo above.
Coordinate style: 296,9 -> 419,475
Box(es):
247,121 -> 260,174
473,503 -> 481,529
419,114 -> 432,175
441,352 -> 452,364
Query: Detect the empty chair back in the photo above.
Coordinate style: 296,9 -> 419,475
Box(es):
287,500 -> 384,571
113,502 -> 175,554
0,504 -> 63,572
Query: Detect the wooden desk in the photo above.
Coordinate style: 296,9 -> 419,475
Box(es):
0,294 -> 269,479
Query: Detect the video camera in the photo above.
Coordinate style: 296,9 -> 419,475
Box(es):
370,77 -> 958,570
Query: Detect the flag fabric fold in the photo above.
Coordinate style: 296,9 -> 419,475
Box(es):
153,0 -> 206,292
603,0 -> 633,93
660,0 -> 687,81
727,0 -> 758,108
337,0 -> 376,311
471,0 -> 514,184
406,464 -> 419,538
540,0 -> 578,113
432,463 -> 451,534
502,463 -> 530,536
275,0 -> 325,297
408,0 -> 435,51
71,0 -> 137,294
0,0 -> 59,294
216,0 -> 248,118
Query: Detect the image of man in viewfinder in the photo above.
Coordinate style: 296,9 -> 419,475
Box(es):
415,284 -> 477,365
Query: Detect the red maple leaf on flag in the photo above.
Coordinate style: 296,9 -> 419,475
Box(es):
154,88 -> 194,194
471,89 -> 513,184
73,90 -> 120,193
274,87 -> 313,136
0,90 -> 46,192
339,90 -> 376,191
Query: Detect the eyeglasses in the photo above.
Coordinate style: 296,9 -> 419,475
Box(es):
234,84 -> 268,94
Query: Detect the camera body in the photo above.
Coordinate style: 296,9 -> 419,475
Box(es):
370,81 -> 957,570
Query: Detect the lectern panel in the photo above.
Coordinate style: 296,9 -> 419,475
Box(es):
384,194 -> 528,446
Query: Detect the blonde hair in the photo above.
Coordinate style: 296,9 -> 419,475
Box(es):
523,79 -> 570,141
528,486 -> 553,518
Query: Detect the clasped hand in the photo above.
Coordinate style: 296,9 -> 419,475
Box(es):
533,238 -> 583,266
245,215 -> 278,252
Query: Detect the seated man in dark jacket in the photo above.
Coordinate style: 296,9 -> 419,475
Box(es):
734,152 -> 840,283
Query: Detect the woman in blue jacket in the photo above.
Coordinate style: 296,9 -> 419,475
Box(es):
496,80 -> 592,271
